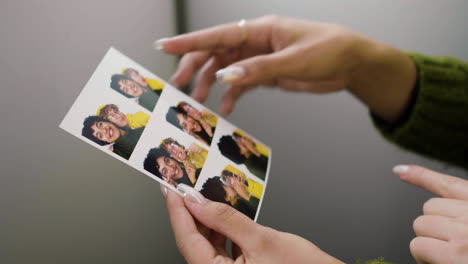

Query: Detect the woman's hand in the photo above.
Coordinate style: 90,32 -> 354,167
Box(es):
186,143 -> 202,154
165,184 -> 344,264
394,165 -> 468,264
198,118 -> 213,137
182,161 -> 198,184
229,177 -> 250,201
157,15 -> 416,121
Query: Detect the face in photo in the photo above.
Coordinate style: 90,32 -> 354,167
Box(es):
122,68 -> 165,93
110,74 -> 162,112
176,101 -> 218,128
217,132 -> 269,180
81,115 -> 146,160
159,137 -> 208,169
165,106 -> 216,146
199,166 -> 264,220
143,147 -> 201,187
96,104 -> 149,129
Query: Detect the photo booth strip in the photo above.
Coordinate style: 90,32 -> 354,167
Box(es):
59,47 -> 272,222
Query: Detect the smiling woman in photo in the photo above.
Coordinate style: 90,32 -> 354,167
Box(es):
159,137 -> 208,169
176,101 -> 218,128
143,147 -> 200,187
110,74 -> 161,111
96,104 -> 149,129
81,115 -> 145,160
121,67 -> 165,93
165,106 -> 215,146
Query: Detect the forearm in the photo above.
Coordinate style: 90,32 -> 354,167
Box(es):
371,53 -> 468,169
349,37 -> 417,123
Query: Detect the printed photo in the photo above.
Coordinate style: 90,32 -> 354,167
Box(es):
217,129 -> 269,180
143,139 -> 207,187
159,137 -> 208,169
199,165 -> 264,220
60,47 -> 271,222
109,67 -> 165,112
165,101 -> 218,146
81,103 -> 148,160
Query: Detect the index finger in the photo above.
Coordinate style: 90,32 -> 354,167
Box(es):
396,165 -> 468,200
166,189 -> 216,263
160,22 -> 246,55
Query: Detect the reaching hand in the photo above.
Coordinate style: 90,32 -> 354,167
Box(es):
165,184 -> 344,264
156,15 -> 416,120
394,165 -> 468,264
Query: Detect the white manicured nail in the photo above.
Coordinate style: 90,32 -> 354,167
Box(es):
216,66 -> 245,83
393,165 -> 410,174
153,38 -> 168,50
177,184 -> 206,204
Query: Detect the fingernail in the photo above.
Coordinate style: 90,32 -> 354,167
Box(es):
160,184 -> 168,198
216,66 -> 245,83
153,38 -> 168,50
177,184 -> 206,204
393,165 -> 410,174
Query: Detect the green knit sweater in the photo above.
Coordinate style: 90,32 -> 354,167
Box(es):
373,52 -> 468,169
362,53 -> 468,264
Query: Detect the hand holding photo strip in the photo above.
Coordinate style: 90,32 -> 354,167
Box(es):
59,47 -> 271,221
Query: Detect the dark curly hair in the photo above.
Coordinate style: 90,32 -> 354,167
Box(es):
82,116 -> 111,146
143,147 -> 172,179
217,135 -> 246,164
199,177 -> 230,205
110,74 -> 133,98
166,106 -> 186,130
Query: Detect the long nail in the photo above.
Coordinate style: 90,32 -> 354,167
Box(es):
216,66 -> 245,83
160,184 -> 168,198
393,165 -> 410,174
177,184 -> 206,204
153,38 -> 169,50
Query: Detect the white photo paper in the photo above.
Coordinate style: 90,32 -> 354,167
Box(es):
60,47 -> 271,221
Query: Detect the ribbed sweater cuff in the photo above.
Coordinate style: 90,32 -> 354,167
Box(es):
371,52 -> 468,169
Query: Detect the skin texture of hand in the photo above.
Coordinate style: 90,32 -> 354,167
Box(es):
165,185 -> 344,264
157,15 -> 416,122
394,165 -> 468,264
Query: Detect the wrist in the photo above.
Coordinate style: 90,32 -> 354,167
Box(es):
349,37 -> 417,122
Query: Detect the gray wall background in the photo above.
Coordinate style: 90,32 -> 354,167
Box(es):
1,0 -> 467,263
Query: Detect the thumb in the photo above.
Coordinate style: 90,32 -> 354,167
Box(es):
177,184 -> 264,249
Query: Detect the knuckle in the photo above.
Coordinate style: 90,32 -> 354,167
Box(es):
249,226 -> 278,252
175,233 -> 197,255
211,202 -> 238,222
442,176 -> 462,197
246,57 -> 276,84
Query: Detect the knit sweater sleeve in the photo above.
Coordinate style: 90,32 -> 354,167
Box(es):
371,52 -> 468,169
